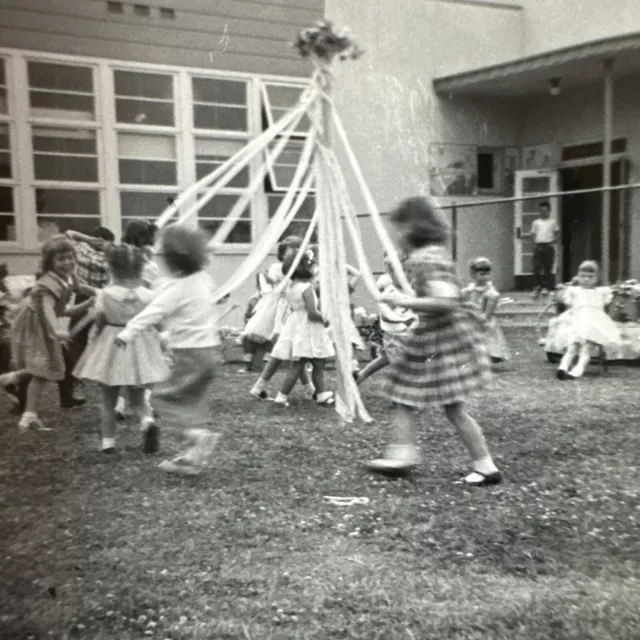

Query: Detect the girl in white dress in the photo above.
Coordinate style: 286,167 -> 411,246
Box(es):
555,260 -> 621,380
461,257 -> 510,363
74,244 -> 169,453
252,253 -> 335,407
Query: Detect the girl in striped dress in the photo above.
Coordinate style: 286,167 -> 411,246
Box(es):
74,244 -> 169,453
367,197 -> 502,486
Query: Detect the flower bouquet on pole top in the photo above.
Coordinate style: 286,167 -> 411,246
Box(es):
292,20 -> 364,63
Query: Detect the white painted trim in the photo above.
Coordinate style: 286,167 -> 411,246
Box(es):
559,153 -> 626,169
98,61 -> 120,237
0,46 -> 311,85
12,56 -> 37,249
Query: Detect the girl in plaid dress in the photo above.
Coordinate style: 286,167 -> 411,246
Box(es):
367,197 -> 501,486
0,236 -> 95,432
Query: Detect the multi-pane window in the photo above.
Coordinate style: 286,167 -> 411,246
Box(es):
0,58 -> 15,242
114,70 -> 177,235
262,82 -> 309,134
28,61 -> 95,121
27,61 -> 101,240
268,193 -> 316,241
0,59 -> 8,115
192,77 -> 251,243
114,70 -> 174,126
192,77 -> 248,132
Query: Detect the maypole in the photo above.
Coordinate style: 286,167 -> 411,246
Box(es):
294,22 -> 371,422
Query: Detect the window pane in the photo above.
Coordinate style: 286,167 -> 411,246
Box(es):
195,138 -> 248,186
199,219 -> 251,244
268,194 -> 315,219
0,59 -> 5,85
198,193 -> 250,219
119,160 -> 176,185
0,187 -> 15,240
0,123 -> 10,179
192,77 -> 246,105
194,104 -> 247,131
522,177 -> 551,193
35,188 -> 100,215
116,99 -> 174,126
33,127 -> 97,154
37,216 -> 99,239
32,128 -> 98,182
266,141 -> 308,189
114,70 -> 173,99
0,88 -> 7,115
120,191 -> 178,218
118,133 -> 176,185
30,90 -> 94,121
266,84 -> 303,109
28,62 -> 93,93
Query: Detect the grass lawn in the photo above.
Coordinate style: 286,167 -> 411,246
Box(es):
2,327 -> 640,639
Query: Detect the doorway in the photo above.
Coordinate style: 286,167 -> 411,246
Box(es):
560,160 -> 627,282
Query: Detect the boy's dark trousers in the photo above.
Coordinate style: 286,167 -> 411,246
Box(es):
533,243 -> 556,291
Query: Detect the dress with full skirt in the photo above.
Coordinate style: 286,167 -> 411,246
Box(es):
74,285 -> 170,386
461,282 -> 510,362
545,286 -> 622,352
270,282 -> 335,361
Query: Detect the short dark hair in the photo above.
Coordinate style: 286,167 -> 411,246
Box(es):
277,235 -> 303,262
123,220 -> 155,248
539,201 -> 550,210
41,234 -> 75,273
389,196 -> 450,248
106,243 -> 145,280
91,226 -> 115,243
160,225 -> 208,275
282,253 -> 314,281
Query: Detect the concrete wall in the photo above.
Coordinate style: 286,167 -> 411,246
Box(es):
0,0 -> 323,77
519,75 -> 640,278
326,0 -> 522,293
520,0 -> 640,55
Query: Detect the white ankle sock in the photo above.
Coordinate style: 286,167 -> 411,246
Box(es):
115,396 -> 126,413
101,437 -> 116,450
253,378 -> 266,392
473,456 -> 499,476
274,392 -> 288,404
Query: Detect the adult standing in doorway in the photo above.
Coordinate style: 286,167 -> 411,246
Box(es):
529,201 -> 559,299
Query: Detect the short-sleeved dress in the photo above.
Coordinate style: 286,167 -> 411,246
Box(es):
270,281 -> 335,361
546,286 -> 621,352
10,272 -> 73,381
384,246 -> 491,408
461,282 -> 510,362
73,285 -> 170,386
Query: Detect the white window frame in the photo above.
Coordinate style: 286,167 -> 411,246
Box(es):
0,55 -> 20,248
0,46 -> 311,253
26,57 -> 104,248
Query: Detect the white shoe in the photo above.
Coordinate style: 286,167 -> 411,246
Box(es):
18,415 -> 52,433
366,444 -> 421,473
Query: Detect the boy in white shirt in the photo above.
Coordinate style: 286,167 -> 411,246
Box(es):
528,201 -> 559,299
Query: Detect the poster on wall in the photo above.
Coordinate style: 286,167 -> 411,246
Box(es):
503,147 -> 521,196
522,143 -> 559,171
429,143 -> 477,197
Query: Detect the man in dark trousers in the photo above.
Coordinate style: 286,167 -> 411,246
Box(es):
528,201 -> 559,299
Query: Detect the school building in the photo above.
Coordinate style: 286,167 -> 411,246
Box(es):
1,0 -> 640,303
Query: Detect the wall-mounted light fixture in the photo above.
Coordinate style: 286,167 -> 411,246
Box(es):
549,77 -> 562,96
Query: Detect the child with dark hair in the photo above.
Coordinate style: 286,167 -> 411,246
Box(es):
0,235 -> 96,431
366,196 -> 501,486
74,244 -> 169,453
254,253 -> 335,407
114,225 -> 221,475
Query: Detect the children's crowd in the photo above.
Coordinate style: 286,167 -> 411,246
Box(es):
0,197 -> 624,483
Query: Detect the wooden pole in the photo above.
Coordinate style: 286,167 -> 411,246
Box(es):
602,58 -> 614,282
